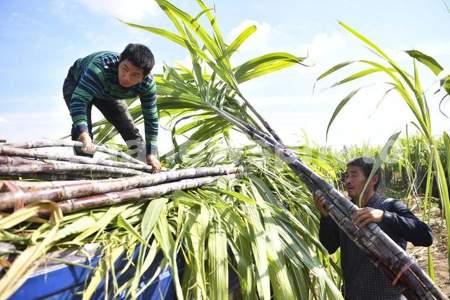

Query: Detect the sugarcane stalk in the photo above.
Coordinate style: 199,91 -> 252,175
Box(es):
0,160 -> 146,178
6,179 -> 108,190
213,105 -> 446,299
0,146 -> 152,172
238,94 -> 284,144
0,166 -> 242,210
5,173 -> 85,181
55,174 -> 237,213
5,140 -> 145,166
0,156 -> 43,166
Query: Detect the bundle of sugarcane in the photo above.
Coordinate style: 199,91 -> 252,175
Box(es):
0,141 -> 151,179
0,140 -> 242,213
212,107 -> 446,299
0,139 -> 245,299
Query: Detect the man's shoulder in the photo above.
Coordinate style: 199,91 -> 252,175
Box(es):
137,76 -> 156,94
98,52 -> 120,68
87,51 -> 119,69
377,195 -> 407,212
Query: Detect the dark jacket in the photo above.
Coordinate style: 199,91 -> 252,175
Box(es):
319,193 -> 432,300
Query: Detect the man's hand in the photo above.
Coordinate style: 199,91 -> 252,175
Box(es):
78,132 -> 96,154
313,190 -> 329,217
352,207 -> 384,227
146,154 -> 161,173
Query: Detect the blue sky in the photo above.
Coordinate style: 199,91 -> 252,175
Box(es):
0,0 -> 449,152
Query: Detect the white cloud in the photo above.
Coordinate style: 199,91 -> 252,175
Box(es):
0,117 -> 7,124
300,32 -> 347,61
412,41 -> 450,58
78,0 -> 160,22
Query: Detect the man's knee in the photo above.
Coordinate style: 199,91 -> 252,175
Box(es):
126,138 -> 146,161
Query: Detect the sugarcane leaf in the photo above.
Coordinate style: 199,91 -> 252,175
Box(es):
234,52 -> 305,83
208,187 -> 257,205
116,215 -> 147,245
243,204 -> 271,299
195,0 -> 227,53
358,131 -> 401,206
183,205 -> 209,298
82,244 -> 126,300
55,215 -> 97,240
0,203 -> 62,299
339,21 -> 390,60
444,132 -> 450,189
406,50 -> 443,75
227,25 -> 257,55
74,206 -> 128,243
248,182 -> 296,299
207,220 -> 228,299
412,59 -> 432,127
121,22 -> 187,48
157,0 -> 222,60
0,206 -> 41,229
339,22 -> 423,112
141,198 -> 168,238
152,206 -> 184,299
317,61 -> 355,81
174,115 -> 216,135
326,88 -> 362,140
431,148 -> 450,270
130,242 -> 165,298
331,68 -> 385,87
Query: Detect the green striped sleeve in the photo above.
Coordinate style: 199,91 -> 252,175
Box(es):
70,61 -> 105,134
140,79 -> 158,155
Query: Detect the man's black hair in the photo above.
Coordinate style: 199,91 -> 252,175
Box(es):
347,156 -> 382,191
119,43 -> 155,76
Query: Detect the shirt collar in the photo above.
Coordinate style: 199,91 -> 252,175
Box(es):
366,193 -> 382,208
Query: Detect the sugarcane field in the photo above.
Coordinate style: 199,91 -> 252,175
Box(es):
1,0 -> 450,299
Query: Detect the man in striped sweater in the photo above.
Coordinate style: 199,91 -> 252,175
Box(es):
62,43 -> 161,172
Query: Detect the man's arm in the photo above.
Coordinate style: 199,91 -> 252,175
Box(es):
319,217 -> 341,254
383,200 -> 433,247
70,65 -> 103,153
140,79 -> 160,171
314,191 -> 341,254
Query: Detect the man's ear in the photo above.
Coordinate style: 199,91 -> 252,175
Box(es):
370,174 -> 379,189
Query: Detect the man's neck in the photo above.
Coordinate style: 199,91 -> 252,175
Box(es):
353,190 -> 375,207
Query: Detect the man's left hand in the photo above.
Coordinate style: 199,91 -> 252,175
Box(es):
352,207 -> 384,227
146,154 -> 161,173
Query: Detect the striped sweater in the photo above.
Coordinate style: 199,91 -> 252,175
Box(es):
69,51 -> 158,154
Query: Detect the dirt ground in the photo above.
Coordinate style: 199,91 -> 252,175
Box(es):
407,207 -> 450,297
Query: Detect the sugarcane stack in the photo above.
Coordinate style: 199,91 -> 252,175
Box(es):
0,139 -> 242,214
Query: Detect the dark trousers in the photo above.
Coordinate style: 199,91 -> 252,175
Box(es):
62,65 -> 145,158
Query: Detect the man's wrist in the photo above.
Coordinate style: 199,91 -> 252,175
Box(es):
79,132 -> 91,141
76,123 -> 89,135
146,143 -> 158,156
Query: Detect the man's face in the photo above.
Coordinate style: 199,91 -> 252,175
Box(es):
344,165 -> 367,200
118,59 -> 145,88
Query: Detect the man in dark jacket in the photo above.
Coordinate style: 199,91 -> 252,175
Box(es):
314,157 -> 433,300
63,43 -> 160,171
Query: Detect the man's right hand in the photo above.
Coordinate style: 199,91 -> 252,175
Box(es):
78,132 -> 96,154
313,190 -> 329,217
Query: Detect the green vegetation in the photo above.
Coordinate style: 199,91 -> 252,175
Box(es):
0,0 -> 448,299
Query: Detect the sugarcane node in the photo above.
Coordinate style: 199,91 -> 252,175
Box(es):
392,260 -> 415,286
0,181 -> 25,211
